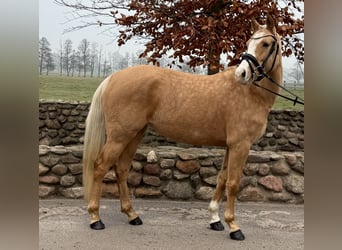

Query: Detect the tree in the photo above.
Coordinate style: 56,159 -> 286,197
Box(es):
63,39 -> 73,76
70,49 -> 78,76
39,37 -> 52,75
288,62 -> 304,87
59,39 -> 63,75
89,42 -> 98,77
55,0 -> 304,75
97,45 -> 103,77
78,38 -> 91,77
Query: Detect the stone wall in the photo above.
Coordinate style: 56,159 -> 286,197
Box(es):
39,145 -> 304,204
39,100 -> 304,152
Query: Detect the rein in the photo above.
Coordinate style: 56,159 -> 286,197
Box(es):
241,35 -> 304,106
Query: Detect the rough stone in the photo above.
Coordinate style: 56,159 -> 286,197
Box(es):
173,170 -> 190,180
203,176 -> 217,186
50,146 -> 68,155
39,185 -> 56,198
237,186 -> 266,202
68,164 -> 83,175
268,192 -> 293,202
48,130 -> 58,138
239,176 -> 258,191
177,151 -> 197,160
51,164 -> 68,175
158,151 -> 177,159
40,155 -> 60,167
190,173 -> 201,189
284,174 -> 304,194
163,181 -> 193,199
60,187 -> 83,199
247,152 -> 270,163
285,131 -> 296,138
127,172 -> 142,186
160,159 -> 176,168
212,157 -> 224,169
271,160 -> 290,176
69,146 -> 83,158
147,150 -> 158,163
134,152 -> 146,161
284,153 -> 297,166
103,170 -> 117,182
290,163 -> 304,174
61,154 -> 80,164
195,186 -> 215,200
39,145 -> 51,155
63,123 -> 76,131
258,176 -> 283,192
132,161 -> 143,171
258,164 -> 270,176
176,160 -> 200,174
143,176 -> 161,187
277,125 -> 287,131
144,164 -> 160,175
39,163 -> 50,176
134,187 -> 162,198
60,175 -> 76,186
199,167 -> 217,178
46,119 -> 61,129
199,159 -> 214,166
244,163 -> 259,176
101,183 -> 119,198
160,169 -> 173,180
39,175 -> 60,184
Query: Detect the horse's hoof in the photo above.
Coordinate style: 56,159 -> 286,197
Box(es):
90,220 -> 105,230
229,229 -> 245,241
210,221 -> 225,231
129,216 -> 143,225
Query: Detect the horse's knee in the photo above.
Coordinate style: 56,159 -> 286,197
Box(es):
121,203 -> 132,214
227,181 -> 239,195
224,211 -> 234,223
88,203 -> 99,214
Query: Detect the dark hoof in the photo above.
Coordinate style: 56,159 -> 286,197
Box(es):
129,216 -> 143,225
230,229 -> 245,241
210,221 -> 225,231
90,220 -> 105,230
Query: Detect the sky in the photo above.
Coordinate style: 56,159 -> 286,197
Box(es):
39,0 -> 302,72
39,0 -> 144,54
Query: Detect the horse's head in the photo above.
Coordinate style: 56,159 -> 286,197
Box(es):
235,14 -> 281,85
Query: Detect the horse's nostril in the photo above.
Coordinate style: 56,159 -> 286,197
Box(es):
241,70 -> 246,78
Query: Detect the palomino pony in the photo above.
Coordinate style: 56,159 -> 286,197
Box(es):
83,14 -> 282,241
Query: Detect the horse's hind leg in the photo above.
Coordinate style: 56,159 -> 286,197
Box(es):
208,148 -> 229,231
87,141 -> 127,229
115,128 -> 146,225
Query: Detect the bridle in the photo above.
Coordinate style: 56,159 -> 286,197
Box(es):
240,34 -> 304,106
241,34 -> 279,82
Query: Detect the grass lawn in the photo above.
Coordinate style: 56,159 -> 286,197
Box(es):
39,75 -> 105,102
39,74 -> 304,110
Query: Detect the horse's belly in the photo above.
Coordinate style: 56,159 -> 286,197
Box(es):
149,121 -> 226,147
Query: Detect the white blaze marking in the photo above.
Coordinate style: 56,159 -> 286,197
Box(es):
208,201 -> 220,224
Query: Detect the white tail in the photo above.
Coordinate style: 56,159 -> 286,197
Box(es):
83,77 -> 110,201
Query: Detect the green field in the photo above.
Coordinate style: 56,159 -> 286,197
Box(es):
39,75 -> 304,110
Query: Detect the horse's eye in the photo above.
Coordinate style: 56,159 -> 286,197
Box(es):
262,42 -> 270,48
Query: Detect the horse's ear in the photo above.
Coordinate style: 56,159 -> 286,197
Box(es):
266,14 -> 276,33
251,17 -> 260,33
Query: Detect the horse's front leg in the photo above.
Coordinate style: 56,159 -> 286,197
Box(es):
224,142 -> 250,240
208,148 -> 229,231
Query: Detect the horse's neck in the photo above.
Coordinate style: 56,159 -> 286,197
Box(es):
256,62 -> 283,109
